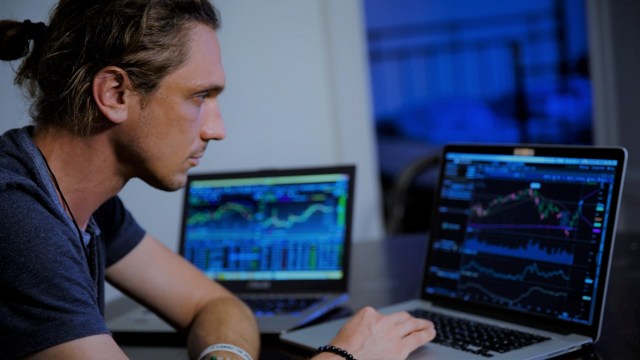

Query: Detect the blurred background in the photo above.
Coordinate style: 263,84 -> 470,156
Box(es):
363,0 -> 595,233
367,0 -> 590,145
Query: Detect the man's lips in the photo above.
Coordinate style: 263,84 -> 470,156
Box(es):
189,153 -> 204,166
189,145 -> 207,166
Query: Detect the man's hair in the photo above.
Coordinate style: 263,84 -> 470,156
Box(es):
0,0 -> 221,136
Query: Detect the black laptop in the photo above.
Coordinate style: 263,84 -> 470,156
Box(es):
281,144 -> 627,359
108,165 -> 355,335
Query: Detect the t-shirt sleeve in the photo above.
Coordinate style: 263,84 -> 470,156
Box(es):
93,196 -> 146,267
0,187 -> 110,358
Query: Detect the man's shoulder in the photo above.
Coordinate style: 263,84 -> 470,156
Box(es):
0,126 -> 31,153
0,160 -> 48,204
0,126 -> 38,184
0,184 -> 62,235
0,159 -> 64,237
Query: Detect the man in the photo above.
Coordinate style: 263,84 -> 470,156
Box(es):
0,1 -> 435,359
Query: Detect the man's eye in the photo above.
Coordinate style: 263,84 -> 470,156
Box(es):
196,92 -> 210,100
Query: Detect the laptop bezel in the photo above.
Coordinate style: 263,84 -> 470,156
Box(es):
420,143 -> 627,341
179,165 -> 356,294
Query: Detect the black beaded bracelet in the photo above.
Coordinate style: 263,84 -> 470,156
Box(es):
316,345 -> 356,360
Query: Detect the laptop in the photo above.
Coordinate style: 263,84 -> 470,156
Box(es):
107,165 -> 355,335
281,144 -> 627,359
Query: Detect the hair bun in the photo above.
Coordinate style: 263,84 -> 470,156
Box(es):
0,19 -> 48,61
22,19 -> 47,42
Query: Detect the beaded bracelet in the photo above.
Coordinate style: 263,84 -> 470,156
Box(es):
316,345 -> 356,360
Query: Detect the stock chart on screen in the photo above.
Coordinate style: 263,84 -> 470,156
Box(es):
425,151 -> 620,325
181,172 -> 351,282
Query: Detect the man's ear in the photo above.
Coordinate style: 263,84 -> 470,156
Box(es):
92,66 -> 135,124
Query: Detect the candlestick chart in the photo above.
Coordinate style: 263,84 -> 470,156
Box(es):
467,181 -> 605,240
428,177 -> 610,320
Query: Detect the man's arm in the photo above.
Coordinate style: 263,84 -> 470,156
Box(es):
25,335 -> 129,360
106,234 -> 260,360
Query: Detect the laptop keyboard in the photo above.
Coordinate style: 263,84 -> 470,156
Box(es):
409,309 -> 550,357
243,297 -> 323,316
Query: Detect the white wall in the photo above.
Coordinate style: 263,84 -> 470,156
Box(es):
0,0 -> 385,302
118,0 -> 385,249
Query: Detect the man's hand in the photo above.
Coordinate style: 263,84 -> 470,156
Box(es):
313,306 -> 436,360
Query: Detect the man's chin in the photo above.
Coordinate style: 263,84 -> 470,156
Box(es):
142,174 -> 188,192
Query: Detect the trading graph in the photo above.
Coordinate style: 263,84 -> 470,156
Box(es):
455,180 -> 604,317
425,154 -> 618,323
187,197 -> 341,232
187,199 -> 257,229
467,180 -> 607,240
462,236 -> 576,265
459,282 -> 569,309
461,259 -> 571,284
456,254 -> 587,310
182,177 -> 350,280
262,202 -> 339,231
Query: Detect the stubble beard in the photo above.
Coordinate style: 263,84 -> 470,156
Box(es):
113,135 -> 188,192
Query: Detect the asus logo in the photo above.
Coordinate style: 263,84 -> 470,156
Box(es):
247,281 -> 272,290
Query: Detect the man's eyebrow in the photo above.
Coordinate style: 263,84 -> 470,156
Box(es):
196,84 -> 225,96
190,84 -> 224,97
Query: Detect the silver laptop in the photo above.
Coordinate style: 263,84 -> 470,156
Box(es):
281,144 -> 627,359
108,165 -> 355,335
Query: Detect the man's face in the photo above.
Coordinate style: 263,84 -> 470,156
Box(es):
114,24 -> 226,191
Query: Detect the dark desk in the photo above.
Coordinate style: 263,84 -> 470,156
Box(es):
113,233 -> 640,359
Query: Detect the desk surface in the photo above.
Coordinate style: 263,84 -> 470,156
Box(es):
112,233 -> 640,359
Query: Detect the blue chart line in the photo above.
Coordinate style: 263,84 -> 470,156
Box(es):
461,282 -> 568,304
462,260 -> 571,282
463,237 -> 574,265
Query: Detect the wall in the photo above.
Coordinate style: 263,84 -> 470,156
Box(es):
0,0 -> 385,303
587,0 -> 640,233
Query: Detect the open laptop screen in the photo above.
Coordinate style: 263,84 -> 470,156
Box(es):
424,145 -> 626,333
180,166 -> 355,292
